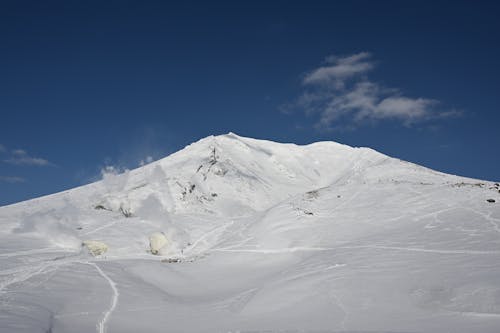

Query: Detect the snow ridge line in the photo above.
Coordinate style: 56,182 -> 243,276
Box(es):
86,262 -> 119,333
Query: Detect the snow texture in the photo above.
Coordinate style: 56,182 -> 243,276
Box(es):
1,132 -> 500,332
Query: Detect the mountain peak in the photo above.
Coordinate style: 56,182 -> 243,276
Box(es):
2,134 -> 499,333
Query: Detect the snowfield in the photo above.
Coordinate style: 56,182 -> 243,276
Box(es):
1,133 -> 499,332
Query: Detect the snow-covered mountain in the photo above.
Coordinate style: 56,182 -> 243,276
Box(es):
1,133 -> 499,333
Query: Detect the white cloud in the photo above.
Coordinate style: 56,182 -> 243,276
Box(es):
0,176 -> 26,183
303,52 -> 374,88
374,97 -> 437,122
12,149 -> 26,155
4,149 -> 53,166
290,52 -> 460,130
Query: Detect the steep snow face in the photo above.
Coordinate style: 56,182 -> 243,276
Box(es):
0,133 -> 390,261
1,133 -> 500,333
105,132 -> 388,217
2,133 -> 388,228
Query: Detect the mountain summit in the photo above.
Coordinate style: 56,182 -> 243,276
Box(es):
1,134 -> 499,333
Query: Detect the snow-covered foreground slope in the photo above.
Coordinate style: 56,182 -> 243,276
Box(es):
1,133 -> 500,333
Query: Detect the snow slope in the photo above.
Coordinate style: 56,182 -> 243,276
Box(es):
1,133 -> 499,333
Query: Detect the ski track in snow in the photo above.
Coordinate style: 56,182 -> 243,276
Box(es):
0,249 -> 120,333
0,247 -> 71,258
1,134 -> 500,332
211,246 -> 335,254
466,207 -> 500,234
212,245 -> 500,255
459,311 -> 500,318
344,245 -> 500,255
86,262 -> 119,333
82,218 -> 122,236
185,220 -> 235,253
0,252 -> 80,293
329,291 -> 348,330
414,206 -> 456,222
0,262 -> 50,293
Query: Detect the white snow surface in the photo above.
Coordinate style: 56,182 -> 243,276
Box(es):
1,132 -> 500,332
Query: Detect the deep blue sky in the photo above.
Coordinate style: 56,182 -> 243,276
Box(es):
1,0 -> 499,206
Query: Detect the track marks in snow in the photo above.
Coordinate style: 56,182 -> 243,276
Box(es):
213,245 -> 500,255
212,246 -> 335,254
465,207 -> 500,234
81,219 -> 122,237
414,207 -> 456,223
459,311 -> 500,318
86,262 -> 119,333
2,259 -> 120,333
339,245 -> 500,255
226,287 -> 260,314
328,291 -> 348,330
0,247 -> 71,258
0,262 -> 50,293
185,220 -> 235,254
0,253 -> 79,293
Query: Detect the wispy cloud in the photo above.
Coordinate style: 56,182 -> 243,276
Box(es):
285,52 -> 461,130
0,144 -> 6,153
0,176 -> 26,183
303,52 -> 374,88
4,149 -> 53,166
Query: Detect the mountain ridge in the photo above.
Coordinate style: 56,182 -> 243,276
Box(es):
0,132 -> 458,211
1,133 -> 500,333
